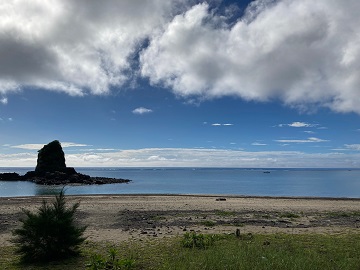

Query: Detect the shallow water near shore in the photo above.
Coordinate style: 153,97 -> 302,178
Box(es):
0,167 -> 359,198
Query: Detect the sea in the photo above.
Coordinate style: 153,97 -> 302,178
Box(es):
0,167 -> 359,198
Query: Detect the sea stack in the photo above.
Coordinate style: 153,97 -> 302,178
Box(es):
19,140 -> 131,185
0,140 -> 131,185
35,140 -> 67,173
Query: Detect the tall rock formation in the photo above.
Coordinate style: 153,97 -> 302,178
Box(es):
35,140 -> 67,173
1,140 -> 131,185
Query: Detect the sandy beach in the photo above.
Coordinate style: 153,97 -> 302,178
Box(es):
1,195 -> 360,246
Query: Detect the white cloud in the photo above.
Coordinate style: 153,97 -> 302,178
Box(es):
77,148 -> 117,152
288,122 -> 316,128
278,122 -> 317,128
2,147 -> 360,168
333,144 -> 360,151
0,117 -> 13,122
1,1 -> 360,115
0,153 -> 37,167
252,142 -> 267,146
140,1 -> 360,114
0,0 -> 179,96
0,97 -> 8,104
60,142 -> 89,148
275,137 -> 329,143
132,107 -> 153,115
11,144 -> 45,150
345,144 -> 360,151
211,123 -> 233,126
11,142 -> 88,150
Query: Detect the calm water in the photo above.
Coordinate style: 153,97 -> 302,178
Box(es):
0,167 -> 359,198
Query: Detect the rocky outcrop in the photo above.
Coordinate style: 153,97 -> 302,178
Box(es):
0,172 -> 23,181
0,171 -> 130,185
0,140 -> 131,185
35,140 -> 66,173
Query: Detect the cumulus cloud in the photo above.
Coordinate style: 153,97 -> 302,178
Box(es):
278,122 -> 318,128
0,97 -> 8,104
140,0 -> 360,114
2,1 -> 360,114
132,107 -> 153,115
0,0 -> 178,96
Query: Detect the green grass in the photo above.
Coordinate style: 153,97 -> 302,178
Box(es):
1,233 -> 360,269
200,220 -> 217,227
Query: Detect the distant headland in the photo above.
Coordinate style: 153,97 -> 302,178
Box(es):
0,140 -> 131,185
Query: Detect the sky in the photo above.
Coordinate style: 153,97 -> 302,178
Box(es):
1,0 -> 360,168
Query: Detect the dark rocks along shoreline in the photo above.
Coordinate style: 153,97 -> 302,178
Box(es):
0,171 -> 131,185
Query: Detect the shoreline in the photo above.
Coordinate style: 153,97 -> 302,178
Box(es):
1,194 -> 360,246
2,193 -> 360,200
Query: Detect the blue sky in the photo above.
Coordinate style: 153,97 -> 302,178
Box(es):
1,0 -> 360,168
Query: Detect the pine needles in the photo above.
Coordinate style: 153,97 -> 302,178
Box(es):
11,189 -> 87,262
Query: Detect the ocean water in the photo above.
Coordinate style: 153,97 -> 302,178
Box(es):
0,167 -> 359,198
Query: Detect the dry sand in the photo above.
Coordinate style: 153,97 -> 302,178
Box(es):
1,195 -> 360,246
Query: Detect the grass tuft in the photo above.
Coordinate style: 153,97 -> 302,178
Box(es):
200,220 -> 217,227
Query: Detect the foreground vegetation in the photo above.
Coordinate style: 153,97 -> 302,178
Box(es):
11,189 -> 86,263
3,190 -> 359,269
1,232 -> 359,269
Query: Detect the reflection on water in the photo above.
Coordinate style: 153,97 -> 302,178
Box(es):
34,185 -> 67,196
0,181 -> 66,197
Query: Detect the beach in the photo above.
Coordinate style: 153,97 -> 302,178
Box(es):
1,195 -> 359,246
